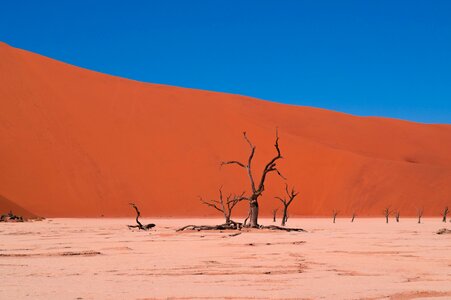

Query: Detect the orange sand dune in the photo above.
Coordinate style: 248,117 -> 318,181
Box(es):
0,195 -> 37,219
0,42 -> 450,217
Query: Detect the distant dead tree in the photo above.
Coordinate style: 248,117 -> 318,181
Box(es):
128,203 -> 155,230
221,130 -> 284,228
383,207 -> 392,224
351,212 -> 356,222
275,184 -> 299,226
417,208 -> 424,224
272,208 -> 278,222
395,211 -> 400,223
332,210 -> 339,223
200,187 -> 245,225
443,206 -> 449,223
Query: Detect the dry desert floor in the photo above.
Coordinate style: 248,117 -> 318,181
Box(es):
1,218 -> 450,299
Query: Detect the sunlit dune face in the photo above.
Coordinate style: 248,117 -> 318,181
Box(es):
1,42 -> 451,218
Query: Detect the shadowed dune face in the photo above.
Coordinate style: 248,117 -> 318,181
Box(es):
0,195 -> 37,219
0,42 -> 450,217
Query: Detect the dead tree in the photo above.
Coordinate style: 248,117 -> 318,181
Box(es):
395,211 -> 400,222
275,184 -> 299,226
443,206 -> 449,223
200,187 -> 245,225
351,212 -> 356,222
383,207 -> 392,223
221,130 -> 284,228
272,208 -> 278,222
332,210 -> 339,223
417,208 -> 424,224
128,203 -> 155,230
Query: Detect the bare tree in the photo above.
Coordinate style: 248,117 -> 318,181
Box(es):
351,212 -> 356,222
332,210 -> 339,223
200,187 -> 245,225
383,207 -> 392,224
128,203 -> 155,230
443,206 -> 449,223
272,208 -> 278,222
275,184 -> 299,226
417,207 -> 424,224
221,130 -> 284,228
395,211 -> 400,222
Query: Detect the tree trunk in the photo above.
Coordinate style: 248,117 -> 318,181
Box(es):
385,216 -> 389,223
249,200 -> 259,228
281,207 -> 287,226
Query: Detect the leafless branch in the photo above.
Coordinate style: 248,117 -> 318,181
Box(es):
128,203 -> 155,231
275,183 -> 299,226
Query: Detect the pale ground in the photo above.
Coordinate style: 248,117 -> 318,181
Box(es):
1,218 -> 450,300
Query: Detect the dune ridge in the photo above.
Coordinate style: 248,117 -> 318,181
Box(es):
0,42 -> 450,217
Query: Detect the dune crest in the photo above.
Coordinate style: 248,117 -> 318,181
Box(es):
0,42 -> 450,217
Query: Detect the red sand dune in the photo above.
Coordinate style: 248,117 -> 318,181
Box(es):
0,194 -> 37,219
1,42 -> 450,218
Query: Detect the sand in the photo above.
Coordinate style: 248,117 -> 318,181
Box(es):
0,195 -> 36,219
1,218 -> 450,299
1,41 -> 451,218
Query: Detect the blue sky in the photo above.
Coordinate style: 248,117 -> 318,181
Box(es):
1,0 -> 450,123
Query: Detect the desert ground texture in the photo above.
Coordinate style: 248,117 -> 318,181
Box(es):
1,218 -> 450,299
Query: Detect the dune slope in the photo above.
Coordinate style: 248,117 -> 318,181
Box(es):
0,195 -> 37,219
0,42 -> 450,217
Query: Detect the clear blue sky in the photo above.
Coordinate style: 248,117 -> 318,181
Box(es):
1,0 -> 450,123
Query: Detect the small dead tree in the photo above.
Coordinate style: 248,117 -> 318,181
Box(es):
383,207 -> 392,224
200,187 -> 245,225
275,184 -> 299,226
272,208 -> 278,222
442,206 -> 449,223
417,208 -> 424,224
128,203 -> 155,230
395,211 -> 400,222
351,212 -> 356,222
332,210 -> 339,223
221,130 -> 284,228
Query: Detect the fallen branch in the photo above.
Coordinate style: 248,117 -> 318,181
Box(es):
177,221 -> 242,232
436,228 -> 451,235
176,223 -> 306,232
260,225 -> 306,232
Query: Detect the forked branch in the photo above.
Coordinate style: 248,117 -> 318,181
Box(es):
200,187 -> 246,224
275,183 -> 299,226
128,203 -> 155,231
